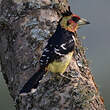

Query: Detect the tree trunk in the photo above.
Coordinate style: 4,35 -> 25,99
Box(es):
0,0 -> 106,110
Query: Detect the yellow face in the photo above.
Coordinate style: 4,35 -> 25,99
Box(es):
60,14 -> 80,32
60,14 -> 90,33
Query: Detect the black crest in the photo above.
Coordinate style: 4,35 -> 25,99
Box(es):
61,6 -> 72,17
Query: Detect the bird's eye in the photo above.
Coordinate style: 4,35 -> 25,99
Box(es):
72,17 -> 80,23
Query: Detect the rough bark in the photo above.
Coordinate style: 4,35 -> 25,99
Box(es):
0,0 -> 105,110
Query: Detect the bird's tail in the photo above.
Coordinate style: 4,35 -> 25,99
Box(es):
19,68 -> 46,95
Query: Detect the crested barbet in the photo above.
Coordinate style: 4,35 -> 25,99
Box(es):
20,12 -> 90,95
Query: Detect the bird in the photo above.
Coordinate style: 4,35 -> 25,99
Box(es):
19,13 -> 90,95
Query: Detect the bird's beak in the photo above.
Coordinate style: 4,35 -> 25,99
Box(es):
77,18 -> 90,26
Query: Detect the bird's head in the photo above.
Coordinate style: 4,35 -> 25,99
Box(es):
60,14 -> 90,33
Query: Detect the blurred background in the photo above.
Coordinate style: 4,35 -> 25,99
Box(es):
70,0 -> 110,109
0,0 -> 110,110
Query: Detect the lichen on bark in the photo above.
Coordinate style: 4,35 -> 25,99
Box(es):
0,0 -> 106,110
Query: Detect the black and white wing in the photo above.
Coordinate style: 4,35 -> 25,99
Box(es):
40,25 -> 75,68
